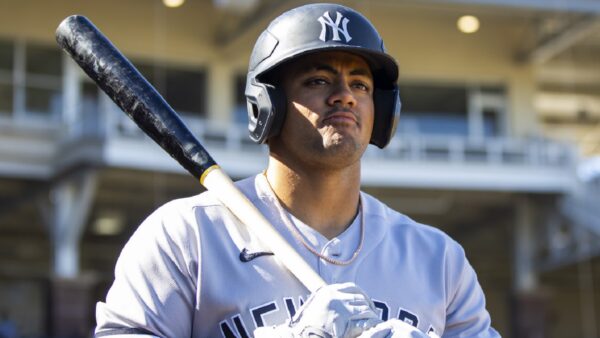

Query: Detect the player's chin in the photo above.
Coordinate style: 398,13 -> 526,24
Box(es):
321,124 -> 361,140
321,132 -> 365,155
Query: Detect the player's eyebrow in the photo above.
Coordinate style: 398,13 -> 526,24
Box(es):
349,67 -> 372,78
302,63 -> 372,78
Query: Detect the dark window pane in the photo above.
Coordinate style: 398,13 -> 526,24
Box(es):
26,44 -> 62,76
402,112 -> 468,136
399,84 -> 467,114
82,82 -> 99,107
135,64 -> 161,91
399,83 -> 468,136
135,62 -> 206,116
235,74 -> 246,105
81,81 -> 100,118
80,82 -> 101,133
25,87 -> 61,114
0,83 -> 12,113
481,86 -> 505,95
234,74 -> 247,123
165,68 -> 205,115
483,109 -> 501,137
0,39 -> 13,71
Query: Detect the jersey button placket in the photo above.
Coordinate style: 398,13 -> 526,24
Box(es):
319,240 -> 341,283
328,238 -> 342,258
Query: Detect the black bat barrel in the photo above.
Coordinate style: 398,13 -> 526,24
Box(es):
56,15 -> 216,180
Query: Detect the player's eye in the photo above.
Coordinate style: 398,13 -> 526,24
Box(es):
351,80 -> 371,92
304,77 -> 329,86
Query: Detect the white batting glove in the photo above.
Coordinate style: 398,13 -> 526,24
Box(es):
356,319 -> 430,338
254,282 -> 382,338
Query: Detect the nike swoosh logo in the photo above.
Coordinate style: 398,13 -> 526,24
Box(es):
239,248 -> 274,262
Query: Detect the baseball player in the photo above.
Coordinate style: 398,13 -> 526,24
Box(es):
95,3 -> 500,338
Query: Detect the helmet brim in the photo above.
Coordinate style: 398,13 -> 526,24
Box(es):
256,45 -> 399,90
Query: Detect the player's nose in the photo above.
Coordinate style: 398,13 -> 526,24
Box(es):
327,79 -> 357,108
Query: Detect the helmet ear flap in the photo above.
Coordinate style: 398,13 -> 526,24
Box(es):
266,84 -> 287,140
371,87 -> 401,148
246,79 -> 287,143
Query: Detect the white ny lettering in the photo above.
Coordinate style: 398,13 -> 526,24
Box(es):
318,11 -> 352,42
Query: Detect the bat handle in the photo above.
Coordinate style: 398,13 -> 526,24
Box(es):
202,167 -> 326,292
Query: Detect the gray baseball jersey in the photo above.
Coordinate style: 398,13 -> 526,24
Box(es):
95,174 -> 499,337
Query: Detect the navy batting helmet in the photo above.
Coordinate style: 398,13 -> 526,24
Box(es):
245,3 -> 401,148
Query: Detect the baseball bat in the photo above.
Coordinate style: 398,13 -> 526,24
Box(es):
56,15 -> 325,292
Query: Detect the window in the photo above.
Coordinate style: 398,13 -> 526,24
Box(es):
0,39 -> 13,70
483,108 -> 501,137
24,43 -> 62,116
80,81 -> 100,134
399,84 -> 468,136
0,41 -> 63,118
0,83 -> 11,114
234,73 -> 247,124
26,44 -> 61,75
0,40 -> 62,117
0,39 -> 13,114
398,83 -> 506,138
136,62 -> 206,117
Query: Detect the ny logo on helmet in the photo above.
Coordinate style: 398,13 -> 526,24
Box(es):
318,11 -> 352,43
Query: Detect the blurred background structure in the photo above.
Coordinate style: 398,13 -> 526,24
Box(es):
0,0 -> 599,337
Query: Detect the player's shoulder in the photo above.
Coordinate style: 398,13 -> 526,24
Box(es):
133,175 -> 256,240
361,191 -> 464,253
156,175 -> 257,215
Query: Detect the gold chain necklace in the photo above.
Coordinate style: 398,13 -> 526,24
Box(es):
262,174 -> 365,266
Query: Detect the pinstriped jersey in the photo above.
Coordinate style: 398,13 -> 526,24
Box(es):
95,174 -> 499,338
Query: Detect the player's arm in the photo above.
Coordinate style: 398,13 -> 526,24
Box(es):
442,243 -> 500,337
95,202 -> 198,338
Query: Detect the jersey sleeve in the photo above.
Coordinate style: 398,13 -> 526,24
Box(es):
95,201 -> 200,337
443,242 -> 500,338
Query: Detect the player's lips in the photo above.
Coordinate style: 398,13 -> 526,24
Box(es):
322,109 -> 359,125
